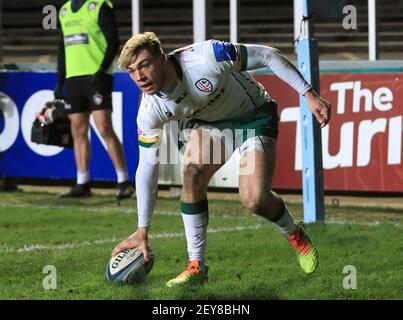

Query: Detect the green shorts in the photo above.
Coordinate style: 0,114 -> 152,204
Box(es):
178,100 -> 279,152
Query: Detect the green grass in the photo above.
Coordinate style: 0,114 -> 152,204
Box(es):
0,190 -> 402,300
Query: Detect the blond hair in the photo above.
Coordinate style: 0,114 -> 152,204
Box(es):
118,32 -> 164,69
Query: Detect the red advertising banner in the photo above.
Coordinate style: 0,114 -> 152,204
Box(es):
254,73 -> 403,192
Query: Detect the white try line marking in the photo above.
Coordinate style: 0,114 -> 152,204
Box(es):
0,218 -> 400,255
0,224 -> 266,254
1,203 -> 401,226
0,203 -> 251,220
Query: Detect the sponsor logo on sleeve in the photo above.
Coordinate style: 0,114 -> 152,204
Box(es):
212,41 -> 237,62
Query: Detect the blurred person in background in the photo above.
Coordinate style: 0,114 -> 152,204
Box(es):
55,0 -> 134,200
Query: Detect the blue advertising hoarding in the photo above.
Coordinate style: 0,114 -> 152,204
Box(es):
0,71 -> 141,181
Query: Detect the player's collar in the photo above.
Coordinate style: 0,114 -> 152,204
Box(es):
167,54 -> 183,82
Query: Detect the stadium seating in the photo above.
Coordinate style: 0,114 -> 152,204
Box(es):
1,0 -> 402,63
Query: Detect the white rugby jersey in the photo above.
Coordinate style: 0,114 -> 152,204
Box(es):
137,40 -> 311,148
134,40 -> 312,228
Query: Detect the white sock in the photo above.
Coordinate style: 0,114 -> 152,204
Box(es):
182,213 -> 208,270
273,203 -> 297,236
77,170 -> 90,185
116,169 -> 128,184
181,199 -> 209,271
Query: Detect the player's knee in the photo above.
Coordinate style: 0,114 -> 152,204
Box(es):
96,124 -> 114,139
71,122 -> 88,139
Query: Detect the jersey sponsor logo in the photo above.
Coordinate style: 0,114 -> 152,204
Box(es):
195,78 -> 213,93
165,111 -> 174,118
65,20 -> 83,28
64,33 -> 89,46
192,87 -> 224,117
164,110 -> 184,120
175,91 -> 189,104
212,41 -> 237,62
88,1 -> 98,11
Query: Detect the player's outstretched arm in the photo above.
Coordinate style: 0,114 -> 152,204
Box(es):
203,41 -> 311,96
244,44 -> 331,127
245,44 -> 312,96
111,145 -> 160,260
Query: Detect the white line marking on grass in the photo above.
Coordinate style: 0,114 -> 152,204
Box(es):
1,203 -> 401,255
0,224 -> 266,255
0,203 -> 251,220
326,219 -> 401,228
2,204 -> 401,225
0,203 -> 133,214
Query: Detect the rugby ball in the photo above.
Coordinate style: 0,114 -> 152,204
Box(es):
106,247 -> 154,284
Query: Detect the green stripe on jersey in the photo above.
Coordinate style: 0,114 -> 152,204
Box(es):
138,141 -> 158,148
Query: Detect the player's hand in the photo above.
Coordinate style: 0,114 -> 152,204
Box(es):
304,89 -> 331,128
111,227 -> 151,261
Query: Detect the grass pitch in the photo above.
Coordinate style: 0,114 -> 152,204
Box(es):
0,189 -> 402,300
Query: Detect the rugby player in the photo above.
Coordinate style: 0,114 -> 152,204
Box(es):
111,32 -> 331,287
